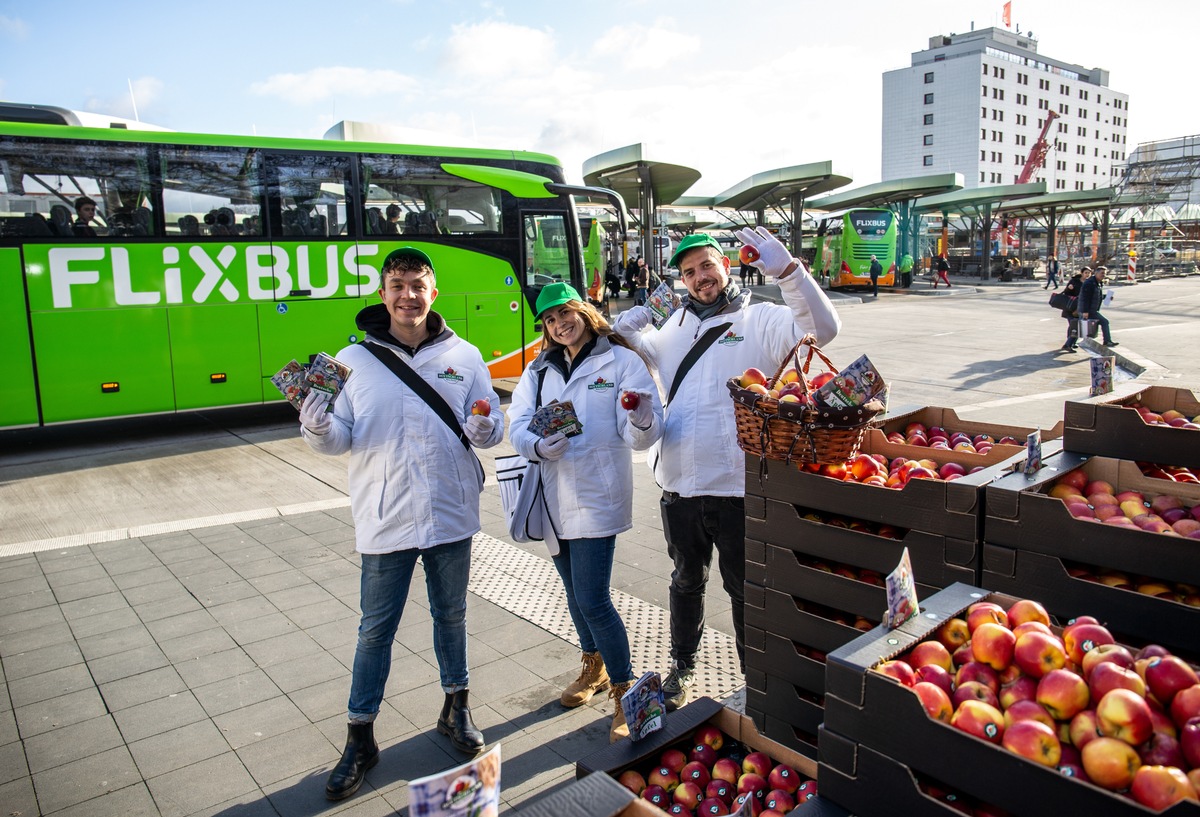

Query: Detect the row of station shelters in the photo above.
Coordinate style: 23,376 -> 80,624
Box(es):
577,143 -> 1194,289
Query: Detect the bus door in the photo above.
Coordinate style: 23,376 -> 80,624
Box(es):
0,246 -> 38,427
261,152 -> 367,394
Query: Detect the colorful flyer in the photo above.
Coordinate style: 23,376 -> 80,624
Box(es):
528,400 -> 583,438
408,744 -> 501,817
646,281 -> 681,329
620,671 -> 666,741
1089,356 -> 1114,397
812,354 -> 887,409
1024,429 -> 1043,476
884,548 -> 919,629
270,359 -> 309,410
306,352 -> 352,401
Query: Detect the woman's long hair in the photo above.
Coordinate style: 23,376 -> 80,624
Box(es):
540,299 -> 642,359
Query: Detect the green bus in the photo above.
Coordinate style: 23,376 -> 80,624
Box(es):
814,208 -> 897,290
0,107 -> 624,428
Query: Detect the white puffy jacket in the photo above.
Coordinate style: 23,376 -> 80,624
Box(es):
614,270 -> 840,497
507,337 -> 663,540
302,319 -> 504,554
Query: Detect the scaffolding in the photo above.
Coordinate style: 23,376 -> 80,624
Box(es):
1112,135 -> 1200,278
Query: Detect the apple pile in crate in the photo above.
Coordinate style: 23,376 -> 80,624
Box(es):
1137,461 -> 1200,486
614,724 -> 815,816
873,597 -> 1200,809
735,365 -> 833,404
884,421 -> 1022,455
797,451 -> 983,487
1049,468 -> 1200,538
1128,404 -> 1200,430
1063,557 -> 1200,607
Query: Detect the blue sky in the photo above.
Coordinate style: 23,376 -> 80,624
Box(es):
1,0 -> 1193,195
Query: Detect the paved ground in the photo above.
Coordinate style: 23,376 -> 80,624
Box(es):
2,273 -> 1199,816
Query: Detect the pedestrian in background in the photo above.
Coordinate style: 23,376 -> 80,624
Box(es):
634,259 -> 649,305
613,229 -> 841,711
868,254 -> 882,297
1059,266 -> 1089,352
1044,256 -> 1060,289
933,252 -> 952,289
507,282 -> 663,742
1079,266 -> 1118,347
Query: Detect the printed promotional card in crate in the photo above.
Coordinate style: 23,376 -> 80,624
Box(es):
408,744 -> 500,817
884,547 -> 919,629
619,671 -> 666,741
646,281 -> 681,329
812,354 -> 887,409
306,352 -> 352,400
1090,356 -> 1114,397
1023,429 -> 1043,476
271,360 -> 309,410
528,400 -> 583,438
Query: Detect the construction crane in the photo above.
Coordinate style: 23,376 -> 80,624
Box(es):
992,110 -> 1061,252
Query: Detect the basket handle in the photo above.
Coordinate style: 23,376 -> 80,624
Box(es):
769,334 -> 818,385
770,335 -> 838,401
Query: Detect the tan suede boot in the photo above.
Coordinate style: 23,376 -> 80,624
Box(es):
561,651 -> 609,707
609,681 -> 633,743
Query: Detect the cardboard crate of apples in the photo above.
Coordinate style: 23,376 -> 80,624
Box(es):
1137,461 -> 1200,487
872,405 -> 1064,468
1064,386 -> 1200,469
823,584 -> 1200,816
613,723 -> 816,816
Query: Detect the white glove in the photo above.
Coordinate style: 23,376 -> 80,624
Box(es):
613,304 -> 655,334
624,391 -> 654,430
464,414 -> 494,446
733,226 -> 796,279
535,431 -> 569,461
299,390 -> 333,435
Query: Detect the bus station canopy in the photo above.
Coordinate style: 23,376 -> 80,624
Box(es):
991,187 -> 1141,220
807,173 -> 963,212
582,144 -> 701,206
913,182 -> 1047,217
706,162 -> 851,211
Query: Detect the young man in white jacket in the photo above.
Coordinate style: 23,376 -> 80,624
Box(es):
614,228 -> 841,710
300,248 -> 504,800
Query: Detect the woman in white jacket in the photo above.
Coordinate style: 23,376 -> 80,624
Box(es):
507,282 -> 663,742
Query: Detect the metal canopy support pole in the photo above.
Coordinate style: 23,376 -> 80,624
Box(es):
789,193 -> 803,259
638,162 -> 653,267
981,202 -> 992,280
1101,205 -> 1111,261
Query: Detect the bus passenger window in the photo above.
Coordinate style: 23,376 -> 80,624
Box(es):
160,145 -> 263,237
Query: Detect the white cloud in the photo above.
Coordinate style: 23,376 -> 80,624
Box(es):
250,67 -> 418,104
591,21 -> 700,72
0,15 -> 28,39
443,21 -> 557,78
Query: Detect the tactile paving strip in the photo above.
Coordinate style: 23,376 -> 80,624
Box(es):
470,533 -> 744,702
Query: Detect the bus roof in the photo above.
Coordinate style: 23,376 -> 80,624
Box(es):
0,119 -> 563,168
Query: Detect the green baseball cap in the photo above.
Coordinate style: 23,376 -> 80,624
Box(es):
669,233 -> 723,268
535,281 -> 583,317
381,246 -> 435,273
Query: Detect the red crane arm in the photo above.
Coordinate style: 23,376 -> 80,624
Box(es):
1017,110 -> 1060,185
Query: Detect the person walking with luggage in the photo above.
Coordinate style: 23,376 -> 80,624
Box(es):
1079,266 -> 1118,347
868,255 -> 883,297
1058,267 -> 1088,352
1044,257 -> 1060,289
507,282 -> 662,742
613,228 -> 840,710
300,248 -> 505,800
933,252 -> 951,288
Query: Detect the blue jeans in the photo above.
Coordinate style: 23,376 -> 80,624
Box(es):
347,538 -> 471,722
552,537 -> 634,684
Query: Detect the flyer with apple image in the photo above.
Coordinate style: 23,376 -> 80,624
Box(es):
1023,429 -> 1043,476
619,671 -> 666,741
408,744 -> 500,817
1089,355 -> 1114,397
811,354 -> 887,409
270,359 -> 310,410
527,400 -> 583,438
646,281 -> 681,329
883,548 -> 919,629
306,352 -> 352,400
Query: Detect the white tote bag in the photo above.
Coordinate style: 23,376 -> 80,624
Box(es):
496,454 -> 560,554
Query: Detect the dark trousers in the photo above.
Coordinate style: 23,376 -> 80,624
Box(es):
660,493 -> 746,669
870,275 -> 879,296
1089,312 -> 1112,343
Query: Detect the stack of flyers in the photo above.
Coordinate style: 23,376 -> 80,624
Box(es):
619,671 -> 666,741
1089,356 -> 1114,397
270,353 -> 353,411
528,400 -> 583,438
646,281 -> 681,329
884,547 -> 919,629
408,744 -> 501,817
811,354 -> 887,410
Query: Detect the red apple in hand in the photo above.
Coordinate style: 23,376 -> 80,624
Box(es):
620,391 -> 640,411
739,245 -> 761,265
470,399 -> 491,416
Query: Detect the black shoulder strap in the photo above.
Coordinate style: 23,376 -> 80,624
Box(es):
361,342 -> 470,450
667,321 -> 733,405
534,366 -> 548,409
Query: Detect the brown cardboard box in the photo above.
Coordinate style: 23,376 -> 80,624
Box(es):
1063,384 -> 1200,467
876,404 -> 1063,467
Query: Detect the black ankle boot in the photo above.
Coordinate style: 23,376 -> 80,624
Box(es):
437,690 -> 485,754
325,721 -> 379,801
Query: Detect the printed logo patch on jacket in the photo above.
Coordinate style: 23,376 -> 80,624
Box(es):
437,367 -> 465,382
587,376 -> 617,391
717,330 -> 744,345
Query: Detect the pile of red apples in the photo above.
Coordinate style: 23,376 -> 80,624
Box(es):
1064,557 -> 1200,607
1049,467 -> 1200,538
614,724 -> 815,816
884,421 -> 1021,455
1137,461 -> 1200,485
799,451 -> 984,488
734,366 -> 834,405
794,507 -> 905,540
1129,403 -> 1200,431
873,597 -> 1200,810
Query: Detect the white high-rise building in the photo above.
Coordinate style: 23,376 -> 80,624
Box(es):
882,27 -> 1129,191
